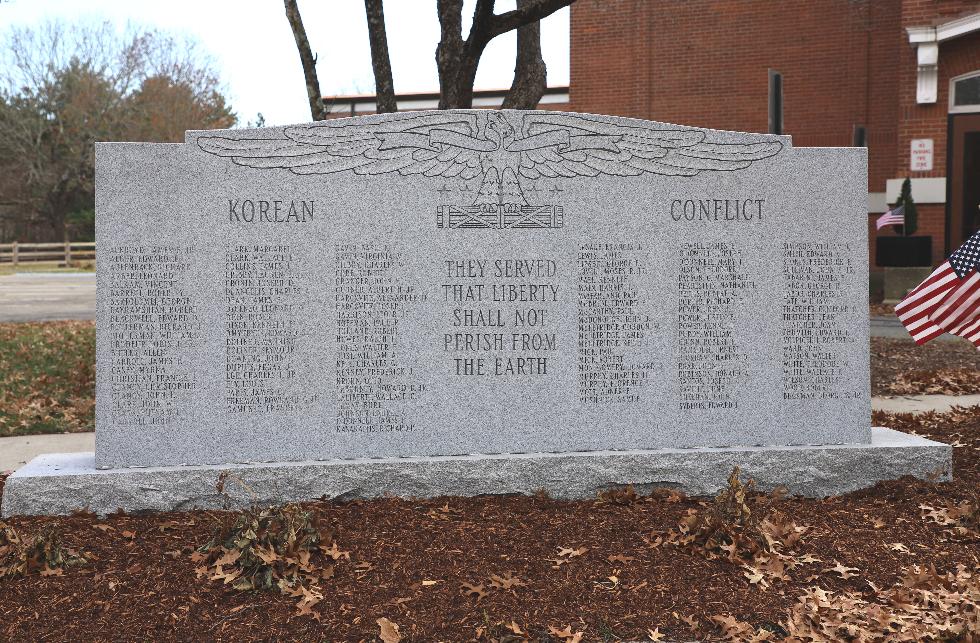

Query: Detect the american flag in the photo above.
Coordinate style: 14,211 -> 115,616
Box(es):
875,205 -> 905,230
895,230 -> 980,346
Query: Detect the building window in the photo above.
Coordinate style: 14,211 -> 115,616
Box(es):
950,71 -> 980,113
852,125 -> 866,147
768,70 -> 783,134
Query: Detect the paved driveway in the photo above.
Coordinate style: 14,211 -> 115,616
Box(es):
0,272 -> 95,322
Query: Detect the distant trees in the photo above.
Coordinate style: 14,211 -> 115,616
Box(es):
285,0 -> 575,121
0,22 -> 236,242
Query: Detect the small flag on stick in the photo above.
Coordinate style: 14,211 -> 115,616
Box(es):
876,205 -> 905,231
895,230 -> 980,346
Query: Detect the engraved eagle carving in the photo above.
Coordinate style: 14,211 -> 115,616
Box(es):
197,111 -> 783,208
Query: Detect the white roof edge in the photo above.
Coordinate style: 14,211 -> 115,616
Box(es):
330,92 -> 571,114
907,12 -> 980,44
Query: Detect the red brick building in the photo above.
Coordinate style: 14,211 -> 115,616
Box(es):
330,0 -> 980,269
568,0 -> 980,270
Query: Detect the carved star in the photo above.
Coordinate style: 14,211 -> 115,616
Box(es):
436,184 -> 452,195
549,185 -> 564,195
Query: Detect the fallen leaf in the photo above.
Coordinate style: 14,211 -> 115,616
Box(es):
421,579 -> 439,586
319,542 -> 350,560
648,627 -> 665,641
548,624 -> 585,642
214,549 -> 241,567
557,546 -> 589,558
489,571 -> 525,591
743,566 -> 769,588
608,554 -> 635,564
711,614 -> 755,639
830,562 -> 860,580
460,582 -> 486,600
377,617 -> 401,643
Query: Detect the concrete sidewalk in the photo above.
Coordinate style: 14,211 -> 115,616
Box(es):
0,272 -> 95,322
871,394 -> 980,414
1,433 -> 94,472
870,315 -> 958,341
2,391 -> 978,473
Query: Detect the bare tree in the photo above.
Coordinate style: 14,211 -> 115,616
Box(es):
364,0 -> 396,113
436,0 -> 574,109
284,0 -> 327,121
501,0 -> 547,109
285,0 -> 575,118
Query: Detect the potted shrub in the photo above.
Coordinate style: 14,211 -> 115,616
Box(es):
876,177 -> 932,267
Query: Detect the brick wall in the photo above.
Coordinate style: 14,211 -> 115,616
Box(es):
570,0 -> 902,191
895,2 -> 980,263
570,0 -> 980,268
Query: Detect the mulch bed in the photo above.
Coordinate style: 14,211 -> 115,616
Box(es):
1,408 -> 978,641
871,336 -> 980,395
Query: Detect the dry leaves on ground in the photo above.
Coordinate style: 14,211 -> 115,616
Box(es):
194,504 -> 346,619
650,468 -> 810,589
714,564 -> 980,642
0,521 -> 85,579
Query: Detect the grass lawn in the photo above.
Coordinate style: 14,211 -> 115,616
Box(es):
0,321 -> 95,436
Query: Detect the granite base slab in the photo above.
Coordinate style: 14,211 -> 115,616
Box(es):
1,427 -> 951,516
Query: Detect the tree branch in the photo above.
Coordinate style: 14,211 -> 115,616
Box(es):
486,0 -> 575,41
436,0 -> 575,109
284,0 -> 326,121
501,0 -> 547,109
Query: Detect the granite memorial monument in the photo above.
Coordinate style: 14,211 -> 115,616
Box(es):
1,110 -> 951,516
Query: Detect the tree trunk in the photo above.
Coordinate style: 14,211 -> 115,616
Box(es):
436,0 -> 465,109
364,0 -> 397,113
284,0 -> 327,121
435,0 -> 574,109
502,0 -> 547,109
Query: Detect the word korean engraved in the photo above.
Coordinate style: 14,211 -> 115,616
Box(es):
95,110 -> 869,468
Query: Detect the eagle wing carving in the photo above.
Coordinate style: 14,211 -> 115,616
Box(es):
197,112 -> 490,180
197,111 -> 784,190
511,113 -> 783,179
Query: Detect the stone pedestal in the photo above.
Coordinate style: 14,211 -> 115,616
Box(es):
2,428 -> 951,517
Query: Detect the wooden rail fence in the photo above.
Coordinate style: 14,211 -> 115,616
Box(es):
0,242 -> 96,265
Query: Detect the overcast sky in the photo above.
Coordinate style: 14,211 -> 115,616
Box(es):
0,0 -> 570,126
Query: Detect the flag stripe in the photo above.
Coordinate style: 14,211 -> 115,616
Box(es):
895,230 -> 980,346
895,262 -> 961,344
895,264 -> 956,316
955,316 -> 980,340
933,272 -> 980,330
